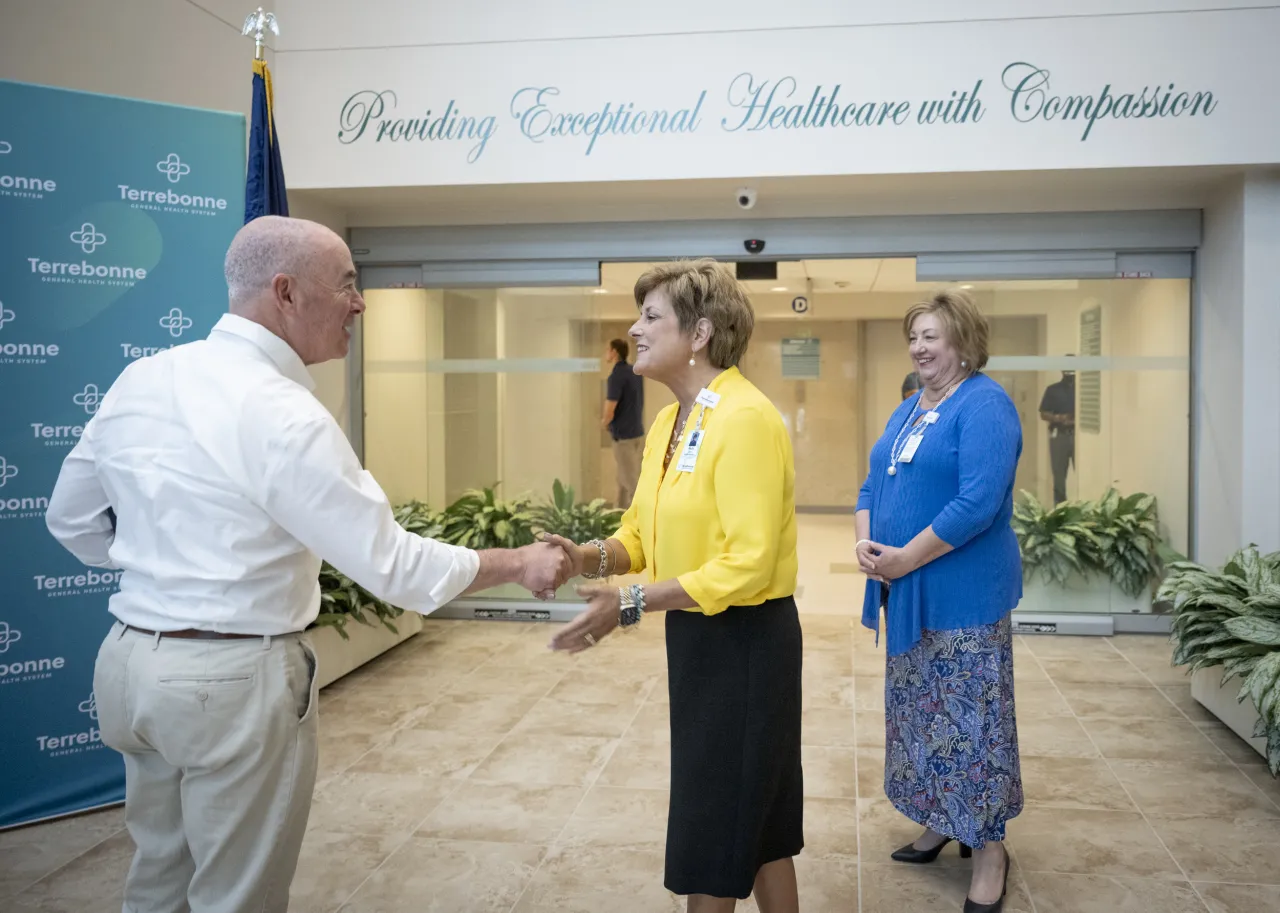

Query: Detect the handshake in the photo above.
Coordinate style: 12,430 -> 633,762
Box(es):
511,534 -> 584,601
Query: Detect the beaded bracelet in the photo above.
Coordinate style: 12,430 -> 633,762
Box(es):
619,584 -> 645,629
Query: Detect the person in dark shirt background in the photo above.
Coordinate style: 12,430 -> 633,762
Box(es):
1039,359 -> 1076,505
603,338 -> 646,507
901,371 -> 922,401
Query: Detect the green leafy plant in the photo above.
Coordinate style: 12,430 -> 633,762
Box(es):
439,485 -> 537,550
1162,546 -> 1280,774
1013,487 -> 1169,598
314,562 -> 400,640
531,479 -> 625,544
1012,492 -> 1103,587
393,500 -> 447,539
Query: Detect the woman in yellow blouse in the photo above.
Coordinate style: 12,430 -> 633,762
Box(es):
548,259 -> 803,913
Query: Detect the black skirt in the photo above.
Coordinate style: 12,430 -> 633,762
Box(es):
664,595 -> 805,899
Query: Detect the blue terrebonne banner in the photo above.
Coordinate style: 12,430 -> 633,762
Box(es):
0,80 -> 244,828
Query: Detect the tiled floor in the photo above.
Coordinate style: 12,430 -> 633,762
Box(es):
4,617 -> 1280,912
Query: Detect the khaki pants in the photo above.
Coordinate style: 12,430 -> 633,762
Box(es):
613,436 -> 645,508
94,621 -> 319,913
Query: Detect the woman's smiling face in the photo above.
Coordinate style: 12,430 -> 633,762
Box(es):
630,287 -> 690,381
907,311 -> 961,387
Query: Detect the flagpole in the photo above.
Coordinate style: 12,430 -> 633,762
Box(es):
241,7 -> 279,61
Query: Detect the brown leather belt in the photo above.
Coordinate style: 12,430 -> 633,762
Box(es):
123,625 -> 261,640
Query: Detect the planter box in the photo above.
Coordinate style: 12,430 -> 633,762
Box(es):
1017,572 -> 1150,615
466,575 -> 587,603
1191,666 -> 1268,761
309,611 -> 423,690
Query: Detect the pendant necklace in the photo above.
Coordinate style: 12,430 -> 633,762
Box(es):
887,378 -> 964,476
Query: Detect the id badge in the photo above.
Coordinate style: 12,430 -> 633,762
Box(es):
897,432 -> 923,463
695,389 -> 721,409
676,429 -> 704,473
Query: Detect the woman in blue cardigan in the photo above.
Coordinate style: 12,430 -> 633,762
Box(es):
856,289 -> 1024,913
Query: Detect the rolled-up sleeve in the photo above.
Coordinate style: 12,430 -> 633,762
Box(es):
46,431 -> 118,569
930,393 -> 1021,548
258,412 -> 479,614
678,408 -> 786,615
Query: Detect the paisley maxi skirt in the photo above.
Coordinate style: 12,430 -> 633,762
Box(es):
883,615 -> 1024,848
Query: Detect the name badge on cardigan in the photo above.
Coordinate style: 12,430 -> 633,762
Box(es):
897,431 -> 924,463
676,429 -> 705,473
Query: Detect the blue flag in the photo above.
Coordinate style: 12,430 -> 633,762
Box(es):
244,58 -> 289,222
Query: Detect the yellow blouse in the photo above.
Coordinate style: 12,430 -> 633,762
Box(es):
612,366 -> 798,615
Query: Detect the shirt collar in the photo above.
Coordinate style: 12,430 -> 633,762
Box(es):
706,365 -> 742,393
210,313 -> 315,391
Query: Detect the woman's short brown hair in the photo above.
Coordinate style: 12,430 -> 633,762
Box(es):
902,289 -> 990,373
633,259 -> 755,369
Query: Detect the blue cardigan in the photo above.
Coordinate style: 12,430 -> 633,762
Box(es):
858,373 -> 1023,656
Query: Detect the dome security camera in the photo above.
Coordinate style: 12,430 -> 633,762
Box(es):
736,187 -> 758,210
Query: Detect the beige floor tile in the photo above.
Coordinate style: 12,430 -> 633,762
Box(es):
308,772 -> 457,838
803,796 -> 860,857
802,746 -> 859,799
0,807 -> 124,897
597,736 -> 671,790
1082,718 -> 1226,761
543,668 -> 658,707
1057,682 -> 1185,720
857,798 -> 973,869
340,837 -> 545,913
805,650 -> 855,678
1021,872 -> 1208,913
470,732 -> 616,787
557,786 -> 670,849
320,687 -> 430,728
1016,715 -> 1102,759
1010,655 -> 1052,682
411,689 -> 544,734
511,845 -> 680,913
805,674 -> 856,710
513,695 -> 639,739
1151,814 -> 1280,884
788,852 -> 861,913
856,711 -> 886,747
1158,683 -> 1221,723
856,746 -> 886,799
624,701 -> 671,741
1008,807 -> 1184,879
852,676 -> 885,712
1018,757 -> 1137,812
1023,635 -> 1128,661
290,830 -> 403,913
1196,881 -> 1280,913
1013,681 -> 1076,717
861,861 -> 1034,913
8,830 -> 133,913
351,726 -> 505,780
802,707 -> 857,747
1040,658 -> 1149,686
1198,721 -> 1270,767
1109,760 -> 1280,820
1240,765 -> 1280,814
416,782 -> 585,845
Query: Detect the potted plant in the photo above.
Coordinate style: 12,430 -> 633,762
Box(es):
1162,546 -> 1280,773
310,562 -> 422,689
1012,488 -> 1166,614
532,479 -> 625,544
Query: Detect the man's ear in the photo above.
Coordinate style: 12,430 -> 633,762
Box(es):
271,273 -> 300,318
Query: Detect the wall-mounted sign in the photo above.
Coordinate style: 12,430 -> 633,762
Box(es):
791,295 -> 809,314
275,8 -> 1280,190
782,337 -> 820,379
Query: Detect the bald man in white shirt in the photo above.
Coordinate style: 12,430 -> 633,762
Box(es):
45,216 -> 571,913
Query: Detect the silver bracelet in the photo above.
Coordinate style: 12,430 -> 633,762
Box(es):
582,539 -> 609,579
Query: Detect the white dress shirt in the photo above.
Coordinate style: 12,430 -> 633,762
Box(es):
46,314 -> 480,635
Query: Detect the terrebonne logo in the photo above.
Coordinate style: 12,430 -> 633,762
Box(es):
121,307 -> 191,360
117,153 -> 229,217
0,303 -> 59,366
0,456 -> 49,521
34,568 -> 124,599
37,693 -> 105,757
27,224 -> 149,288
0,141 -> 57,200
29,385 -> 102,448
0,621 -> 68,688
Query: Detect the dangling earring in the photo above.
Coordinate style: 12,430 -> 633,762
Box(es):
961,360 -> 967,368
689,355 -> 696,367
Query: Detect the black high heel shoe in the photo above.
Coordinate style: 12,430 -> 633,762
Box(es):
962,846 -> 1010,913
890,836 -> 972,864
